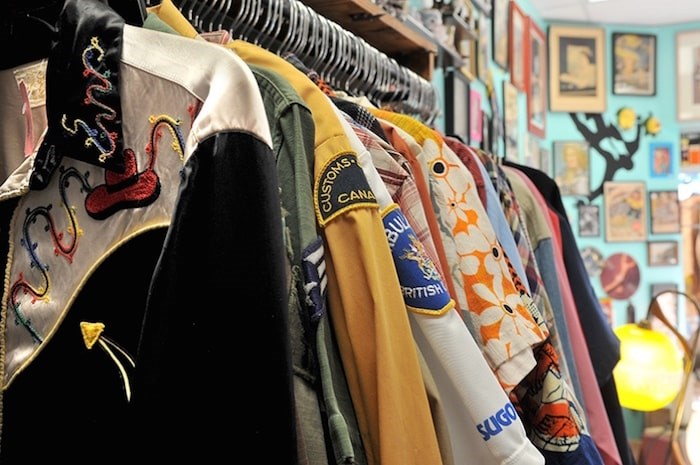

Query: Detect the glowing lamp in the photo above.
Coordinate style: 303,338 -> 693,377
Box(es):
613,323 -> 683,411
612,290 -> 700,465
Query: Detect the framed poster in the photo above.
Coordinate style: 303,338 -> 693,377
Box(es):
444,70 -> 470,144
553,141 -> 590,196
600,252 -> 641,300
676,30 -> 700,121
490,83 -> 503,155
477,13 -> 491,82
492,0 -> 509,69
649,190 -> 681,234
649,283 -> 680,338
649,142 -> 674,178
578,203 -> 600,237
680,130 -> 700,169
539,146 -> 551,177
509,0 -> 527,91
580,246 -> 605,277
604,181 -> 647,242
470,88 -> 483,143
503,80 -> 519,160
612,32 -> 656,96
524,134 -> 540,169
481,111 -> 492,153
647,240 -> 679,266
526,18 -> 547,138
548,25 -> 606,112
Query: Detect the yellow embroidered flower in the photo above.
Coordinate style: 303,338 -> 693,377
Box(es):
617,107 -> 637,130
644,115 -> 661,135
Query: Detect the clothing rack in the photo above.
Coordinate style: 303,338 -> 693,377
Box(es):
157,0 -> 440,123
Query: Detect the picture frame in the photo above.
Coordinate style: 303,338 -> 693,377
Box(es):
492,0 -> 509,70
612,32 -> 656,96
604,181 -> 648,242
649,142 -> 674,178
647,240 -> 679,267
490,84 -> 503,155
477,13 -> 491,83
681,130 -> 700,168
524,134 -> 540,169
649,190 -> 681,234
548,25 -> 606,112
508,0 -> 527,91
444,70 -> 471,144
676,30 -> 700,121
553,141 -> 590,196
526,18 -> 547,138
470,88 -> 483,143
503,80 -> 519,160
650,282 -> 679,298
539,146 -> 551,177
578,203 -> 600,237
481,111 -> 492,153
649,282 -> 680,334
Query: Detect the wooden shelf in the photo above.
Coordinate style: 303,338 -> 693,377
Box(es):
300,0 -> 437,80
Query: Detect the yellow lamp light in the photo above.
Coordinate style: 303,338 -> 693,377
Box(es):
613,323 -> 684,411
613,290 -> 700,465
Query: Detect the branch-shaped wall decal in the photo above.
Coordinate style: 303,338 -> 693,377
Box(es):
568,108 -> 660,204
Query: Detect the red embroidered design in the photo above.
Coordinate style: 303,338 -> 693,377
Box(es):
85,148 -> 160,219
85,115 -> 185,219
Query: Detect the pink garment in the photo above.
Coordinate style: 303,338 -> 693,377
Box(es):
507,168 -> 622,465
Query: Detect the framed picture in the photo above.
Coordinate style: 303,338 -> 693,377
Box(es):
649,282 -> 679,335
509,0 -> 527,91
477,13 -> 491,82
604,181 -> 648,242
503,80 -> 519,160
470,88 -> 483,143
649,142 -> 674,178
580,245 -> 605,277
600,252 -> 640,300
649,190 -> 681,234
681,130 -> 700,169
578,203 -> 600,237
651,282 -> 679,297
490,84 -> 503,155
492,0 -> 509,69
524,134 -> 540,169
526,18 -> 547,138
676,30 -> 700,121
612,32 -> 656,96
548,25 -> 606,112
553,141 -> 590,196
539,146 -> 551,177
647,240 -> 679,266
481,111 -> 492,152
444,70 -> 470,144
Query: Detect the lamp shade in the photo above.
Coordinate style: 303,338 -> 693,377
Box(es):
613,323 -> 684,411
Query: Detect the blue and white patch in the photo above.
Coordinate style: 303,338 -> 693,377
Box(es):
382,206 -> 452,314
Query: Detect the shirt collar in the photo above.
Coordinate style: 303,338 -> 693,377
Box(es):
31,0 -> 126,190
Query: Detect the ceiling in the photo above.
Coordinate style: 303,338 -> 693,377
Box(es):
528,0 -> 700,26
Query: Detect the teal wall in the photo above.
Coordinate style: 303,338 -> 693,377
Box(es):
429,3 -> 700,336
423,0 -> 700,442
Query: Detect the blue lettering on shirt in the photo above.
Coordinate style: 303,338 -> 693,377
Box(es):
476,402 -> 519,441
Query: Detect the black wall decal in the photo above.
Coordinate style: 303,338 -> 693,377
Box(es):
569,111 -> 646,203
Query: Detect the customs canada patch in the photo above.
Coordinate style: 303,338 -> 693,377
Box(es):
315,153 -> 377,226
